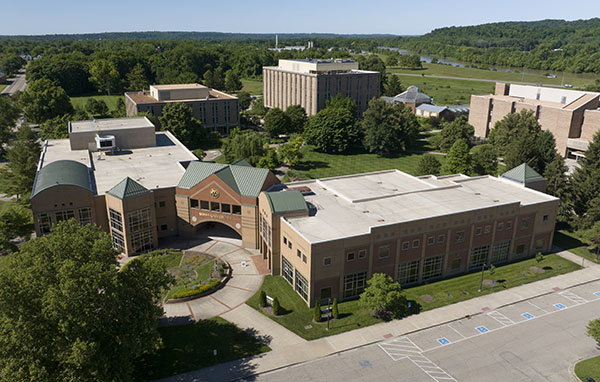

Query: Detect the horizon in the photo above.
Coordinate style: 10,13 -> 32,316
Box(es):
3,0 -> 599,36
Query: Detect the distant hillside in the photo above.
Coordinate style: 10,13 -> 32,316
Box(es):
399,18 -> 600,74
0,31 -> 398,41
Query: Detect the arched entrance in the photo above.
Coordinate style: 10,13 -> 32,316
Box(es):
193,221 -> 242,240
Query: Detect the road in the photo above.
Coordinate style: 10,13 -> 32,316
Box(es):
1,72 -> 27,96
389,72 -> 579,89
251,280 -> 600,382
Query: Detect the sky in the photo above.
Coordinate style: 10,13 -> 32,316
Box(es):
3,0 -> 600,36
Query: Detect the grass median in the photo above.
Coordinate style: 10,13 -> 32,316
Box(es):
247,254 -> 580,340
134,317 -> 271,381
575,355 -> 600,381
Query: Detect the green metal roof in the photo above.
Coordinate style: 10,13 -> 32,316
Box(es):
106,177 -> 150,199
501,163 -> 545,184
177,161 -> 270,198
32,160 -> 92,198
264,190 -> 308,214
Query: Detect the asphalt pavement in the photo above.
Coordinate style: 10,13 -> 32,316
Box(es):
1,72 -> 26,96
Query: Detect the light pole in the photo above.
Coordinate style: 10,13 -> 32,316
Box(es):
478,263 -> 487,292
326,298 -> 331,331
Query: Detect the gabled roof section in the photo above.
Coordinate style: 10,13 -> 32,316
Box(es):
232,159 -> 252,167
178,161 -> 270,198
500,163 -> 545,184
106,177 -> 150,199
393,86 -> 432,104
264,190 -> 308,214
32,160 -> 92,198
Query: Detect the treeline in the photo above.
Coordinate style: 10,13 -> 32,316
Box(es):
396,18 -> 600,74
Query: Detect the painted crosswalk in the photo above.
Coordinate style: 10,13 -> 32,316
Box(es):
488,310 -> 515,326
559,290 -> 588,305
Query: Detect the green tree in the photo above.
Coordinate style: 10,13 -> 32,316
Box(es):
222,128 -> 266,166
570,131 -> 600,217
470,144 -> 498,176
544,155 -> 571,217
19,79 -> 74,124
237,91 -> 252,110
158,103 -> 207,148
0,97 -> 20,157
313,301 -> 321,322
125,63 -> 149,91
304,97 -> 361,153
272,296 -> 281,316
88,59 -> 121,95
259,290 -> 267,307
40,114 -> 71,140
587,318 -> 600,344
0,125 -> 41,201
0,54 -> 26,76
443,139 -> 471,174
264,108 -> 291,138
384,75 -> 404,97
224,70 -> 242,92
332,298 -> 339,319
416,155 -> 442,176
279,136 -> 304,167
85,98 -> 109,118
249,99 -> 268,118
436,116 -> 474,152
257,148 -> 280,171
359,273 -> 407,320
0,203 -> 33,253
362,99 -> 420,157
0,220 -> 171,382
112,98 -> 126,118
285,105 -> 308,134
203,67 -> 225,90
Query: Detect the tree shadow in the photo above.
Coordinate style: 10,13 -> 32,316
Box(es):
243,327 -> 273,346
542,266 -> 553,270
407,299 -> 422,316
294,160 -> 329,171
553,230 -> 586,252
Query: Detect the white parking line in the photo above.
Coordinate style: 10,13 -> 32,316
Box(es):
446,323 -> 466,338
378,336 -> 423,361
527,300 -> 548,313
406,353 -> 457,382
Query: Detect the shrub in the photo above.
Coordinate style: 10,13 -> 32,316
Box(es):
259,290 -> 267,308
313,301 -> 321,322
489,264 -> 496,276
536,252 -> 544,263
170,278 -> 220,299
332,298 -> 339,319
272,297 -> 281,316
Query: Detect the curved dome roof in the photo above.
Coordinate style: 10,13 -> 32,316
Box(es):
32,160 -> 92,198
393,86 -> 432,104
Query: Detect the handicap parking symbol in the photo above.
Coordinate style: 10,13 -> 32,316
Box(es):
522,312 -> 535,319
594,291 -> 600,297
437,337 -> 451,345
475,326 -> 489,333
554,303 -> 566,310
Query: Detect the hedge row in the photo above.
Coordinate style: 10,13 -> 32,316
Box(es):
170,278 -> 221,299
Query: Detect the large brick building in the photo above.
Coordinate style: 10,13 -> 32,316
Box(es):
469,83 -> 600,158
263,59 -> 381,117
32,117 -> 558,307
125,84 -> 239,135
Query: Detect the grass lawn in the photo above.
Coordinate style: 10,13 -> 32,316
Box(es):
389,76 -> 495,105
287,145 -> 447,180
553,228 -> 599,264
388,62 -> 598,88
241,78 -> 263,95
134,317 -> 270,381
0,84 -> 5,92
575,355 -> 600,382
70,95 -> 125,112
247,254 -> 579,340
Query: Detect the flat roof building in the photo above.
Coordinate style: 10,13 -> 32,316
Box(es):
469,83 -> 600,158
125,83 -> 239,135
258,168 -> 557,306
263,59 -> 381,116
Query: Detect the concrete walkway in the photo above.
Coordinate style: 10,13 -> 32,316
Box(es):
159,248 -> 600,382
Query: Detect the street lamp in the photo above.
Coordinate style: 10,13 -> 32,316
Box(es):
478,263 -> 487,292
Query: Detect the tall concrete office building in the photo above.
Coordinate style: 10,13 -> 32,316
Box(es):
263,59 -> 381,117
469,83 -> 600,158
